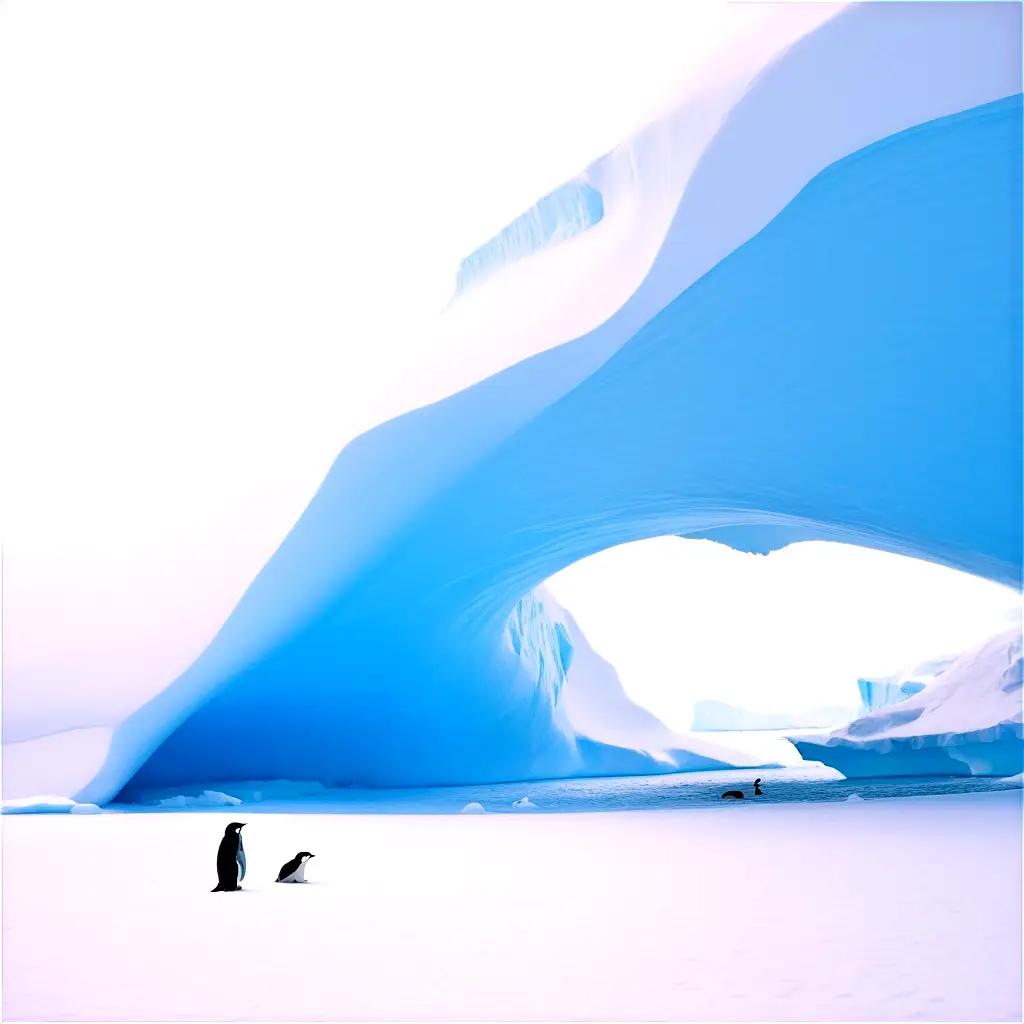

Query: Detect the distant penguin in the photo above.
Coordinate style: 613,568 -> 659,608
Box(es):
276,851 -> 314,883
753,777 -> 763,796
721,789 -> 744,800
212,822 -> 246,892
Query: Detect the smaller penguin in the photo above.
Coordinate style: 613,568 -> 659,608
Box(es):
721,789 -> 744,800
753,777 -> 763,796
212,822 -> 246,892
276,851 -> 315,883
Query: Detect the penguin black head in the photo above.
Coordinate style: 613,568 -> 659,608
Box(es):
754,778 -> 762,785
225,822 -> 246,835
297,851 -> 314,860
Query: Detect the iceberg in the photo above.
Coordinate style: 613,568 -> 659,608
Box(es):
107,88 -> 1020,803
4,3 -> 1019,808
691,701 -> 858,732
792,630 -> 1023,778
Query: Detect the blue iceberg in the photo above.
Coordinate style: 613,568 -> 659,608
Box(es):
88,90 -> 1021,805
2,3 -> 1014,808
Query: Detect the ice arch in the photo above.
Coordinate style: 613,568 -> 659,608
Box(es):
81,90 -> 1021,805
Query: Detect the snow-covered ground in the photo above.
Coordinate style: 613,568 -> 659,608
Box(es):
3,792 -> 1020,1022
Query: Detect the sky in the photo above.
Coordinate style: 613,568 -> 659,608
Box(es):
547,538 -> 1020,734
5,0 -> 1017,742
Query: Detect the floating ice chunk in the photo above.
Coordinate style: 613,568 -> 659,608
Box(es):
460,802 -> 486,814
156,790 -> 242,809
2,795 -> 77,814
226,780 -> 327,802
513,796 -> 537,809
997,773 -> 1023,787
69,802 -> 102,814
845,794 -> 865,802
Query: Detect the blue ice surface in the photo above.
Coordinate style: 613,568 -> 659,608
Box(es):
79,94 -> 1022,806
455,180 -> 604,293
113,767 -> 1021,816
857,679 -> 927,713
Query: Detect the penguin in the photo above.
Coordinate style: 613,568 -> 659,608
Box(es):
721,789 -> 744,800
276,851 -> 315,883
212,822 -> 246,892
753,777 -> 763,796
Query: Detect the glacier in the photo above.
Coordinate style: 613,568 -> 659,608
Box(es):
792,629 -> 1023,778
3,3 -> 1020,807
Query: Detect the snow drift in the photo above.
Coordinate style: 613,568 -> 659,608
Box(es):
4,4 -> 1020,806
793,630 -> 1023,778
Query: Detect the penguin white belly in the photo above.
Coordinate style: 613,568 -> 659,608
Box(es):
236,836 -> 246,882
282,862 -> 306,883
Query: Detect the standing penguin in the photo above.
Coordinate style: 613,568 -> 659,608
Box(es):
276,851 -> 314,883
211,822 -> 246,892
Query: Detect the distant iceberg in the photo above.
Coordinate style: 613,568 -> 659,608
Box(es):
691,700 -> 858,732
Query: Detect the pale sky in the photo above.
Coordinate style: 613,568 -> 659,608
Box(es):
7,1 -> 1014,742
547,538 -> 1020,733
